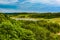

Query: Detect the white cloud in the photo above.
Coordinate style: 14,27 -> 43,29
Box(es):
28,0 -> 60,5
0,8 -> 39,13
0,8 -> 20,13
0,0 -> 18,4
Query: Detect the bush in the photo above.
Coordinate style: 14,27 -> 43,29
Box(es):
0,21 -> 36,40
20,21 -> 51,40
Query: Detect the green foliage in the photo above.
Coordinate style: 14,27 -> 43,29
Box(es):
0,13 -> 60,40
0,14 -> 36,40
17,20 -> 60,40
0,21 -> 35,40
10,13 -> 60,19
37,21 -> 60,33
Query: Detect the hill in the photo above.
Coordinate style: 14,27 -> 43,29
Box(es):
0,13 -> 60,40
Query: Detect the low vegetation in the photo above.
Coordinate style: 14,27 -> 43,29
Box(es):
0,13 -> 60,40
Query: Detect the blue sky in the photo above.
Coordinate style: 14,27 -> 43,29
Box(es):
0,0 -> 60,13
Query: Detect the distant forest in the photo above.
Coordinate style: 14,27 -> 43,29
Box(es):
5,12 -> 60,18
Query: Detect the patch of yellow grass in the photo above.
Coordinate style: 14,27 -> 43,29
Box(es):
49,18 -> 60,23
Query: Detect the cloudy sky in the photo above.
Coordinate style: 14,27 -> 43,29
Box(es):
0,0 -> 60,13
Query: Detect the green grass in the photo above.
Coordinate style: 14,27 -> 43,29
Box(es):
1,13 -> 60,40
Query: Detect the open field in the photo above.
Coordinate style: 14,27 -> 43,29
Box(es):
0,13 -> 60,40
11,17 -> 60,24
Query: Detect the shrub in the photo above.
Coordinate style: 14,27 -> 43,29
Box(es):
0,21 -> 36,40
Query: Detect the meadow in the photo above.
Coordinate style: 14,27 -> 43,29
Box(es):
0,13 -> 60,40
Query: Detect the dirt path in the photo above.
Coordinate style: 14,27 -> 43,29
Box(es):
57,33 -> 60,35
11,18 -> 39,21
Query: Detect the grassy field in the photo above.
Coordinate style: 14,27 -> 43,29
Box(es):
11,15 -> 60,24
1,13 -> 60,40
